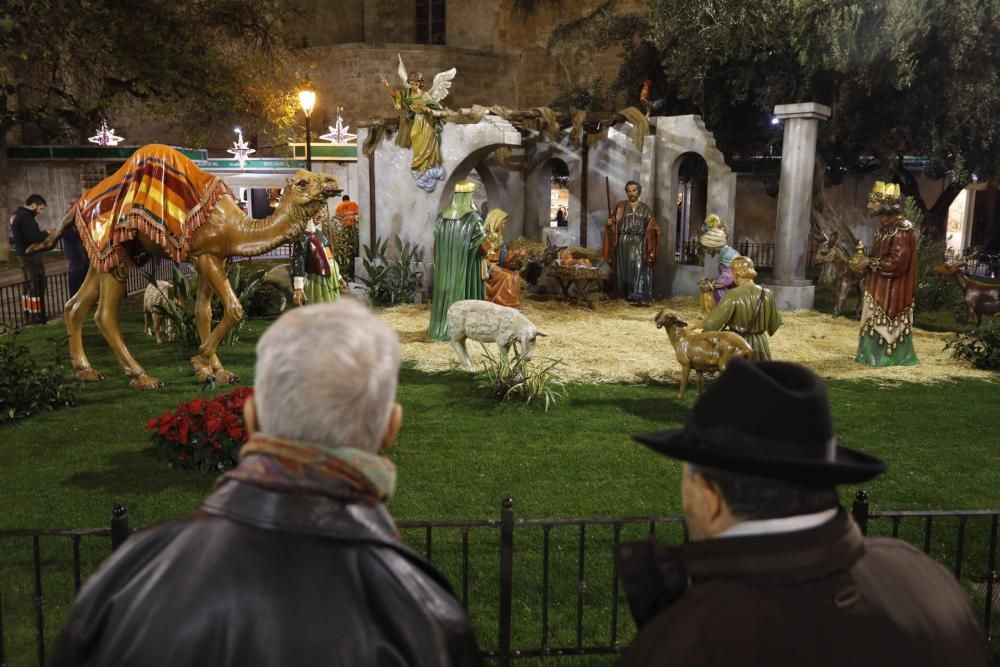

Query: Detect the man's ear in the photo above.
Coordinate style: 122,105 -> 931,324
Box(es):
379,402 -> 403,453
244,396 -> 258,435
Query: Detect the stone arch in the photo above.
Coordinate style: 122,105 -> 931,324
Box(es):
523,143 -> 583,245
356,116 -> 521,257
653,115 -> 737,297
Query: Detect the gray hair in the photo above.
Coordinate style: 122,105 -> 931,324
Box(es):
253,301 -> 400,453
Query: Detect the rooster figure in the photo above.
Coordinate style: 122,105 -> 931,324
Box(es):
639,79 -> 669,117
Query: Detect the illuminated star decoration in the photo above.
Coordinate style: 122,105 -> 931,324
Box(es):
88,119 -> 125,146
319,108 -> 357,144
227,127 -> 256,169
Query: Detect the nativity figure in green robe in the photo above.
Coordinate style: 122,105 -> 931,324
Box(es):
428,181 -> 486,340
699,256 -> 782,360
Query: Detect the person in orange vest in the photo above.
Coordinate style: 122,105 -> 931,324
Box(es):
334,195 -> 360,281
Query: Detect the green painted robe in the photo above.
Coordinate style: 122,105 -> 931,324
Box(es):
428,211 -> 486,340
702,282 -> 783,360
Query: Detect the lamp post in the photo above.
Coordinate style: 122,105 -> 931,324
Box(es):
298,83 -> 316,171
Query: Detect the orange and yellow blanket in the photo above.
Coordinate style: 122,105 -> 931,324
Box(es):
74,144 -> 233,271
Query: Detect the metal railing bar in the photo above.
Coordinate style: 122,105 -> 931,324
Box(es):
541,525 -> 551,651
31,537 -> 44,667
576,524 -> 585,650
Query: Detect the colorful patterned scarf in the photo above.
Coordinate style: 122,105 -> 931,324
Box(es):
221,433 -> 396,506
74,144 -> 233,271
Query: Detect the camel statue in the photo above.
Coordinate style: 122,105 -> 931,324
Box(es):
29,144 -> 341,389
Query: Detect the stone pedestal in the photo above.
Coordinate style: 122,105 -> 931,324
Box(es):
769,102 -> 830,310
766,281 -> 815,311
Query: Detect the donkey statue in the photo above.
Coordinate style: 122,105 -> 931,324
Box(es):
814,231 -> 866,318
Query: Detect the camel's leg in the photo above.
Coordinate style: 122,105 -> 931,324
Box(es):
93,268 -> 161,390
64,267 -> 104,381
450,336 -> 475,372
678,364 -> 689,400
190,255 -> 242,384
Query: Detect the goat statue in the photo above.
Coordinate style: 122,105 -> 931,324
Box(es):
931,262 -> 1000,325
655,310 -> 752,399
813,231 -> 865,318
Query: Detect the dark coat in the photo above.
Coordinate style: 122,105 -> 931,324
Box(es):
10,206 -> 46,256
49,479 -> 483,667
616,510 -> 987,666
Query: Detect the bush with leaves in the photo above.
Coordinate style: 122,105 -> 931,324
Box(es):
147,264 -> 265,347
0,325 -> 77,424
476,347 -> 567,411
945,316 -> 1000,370
907,197 -> 966,316
360,235 -> 424,306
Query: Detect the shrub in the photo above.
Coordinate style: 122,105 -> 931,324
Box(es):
360,235 -> 424,306
477,347 -> 567,411
146,386 -> 252,472
0,325 -> 77,424
945,316 -> 1000,370
146,264 -> 265,347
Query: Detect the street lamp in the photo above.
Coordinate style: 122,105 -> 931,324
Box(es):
298,83 -> 316,171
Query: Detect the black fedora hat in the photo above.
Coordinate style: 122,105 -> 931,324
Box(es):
632,359 -> 887,484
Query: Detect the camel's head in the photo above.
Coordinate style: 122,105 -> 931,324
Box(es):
655,310 -> 685,330
284,170 -> 343,206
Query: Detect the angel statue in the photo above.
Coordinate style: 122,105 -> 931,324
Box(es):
380,54 -> 456,192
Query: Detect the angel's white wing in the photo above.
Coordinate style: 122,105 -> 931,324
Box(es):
397,53 -> 408,86
428,68 -> 457,103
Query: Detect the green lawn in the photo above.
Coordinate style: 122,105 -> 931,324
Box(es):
1,302 -> 998,665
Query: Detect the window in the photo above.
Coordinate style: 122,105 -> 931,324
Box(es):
415,0 -> 445,45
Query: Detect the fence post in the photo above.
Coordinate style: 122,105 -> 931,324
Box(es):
498,497 -> 514,667
110,504 -> 129,551
1,588 -> 6,667
850,490 -> 869,536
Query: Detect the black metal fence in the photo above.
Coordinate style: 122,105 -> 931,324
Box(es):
0,258 -> 175,329
675,240 -> 819,270
0,492 -> 996,666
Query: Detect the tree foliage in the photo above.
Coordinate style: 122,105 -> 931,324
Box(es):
0,0 -> 299,144
553,0 -> 1000,238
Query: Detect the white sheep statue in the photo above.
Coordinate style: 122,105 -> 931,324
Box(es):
143,281 -> 175,344
446,300 -> 546,372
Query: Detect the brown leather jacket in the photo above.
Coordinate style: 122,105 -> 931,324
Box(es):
865,217 -> 917,319
49,480 -> 483,667
616,510 -> 987,666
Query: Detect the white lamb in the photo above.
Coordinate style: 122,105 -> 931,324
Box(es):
447,300 -> 546,372
143,281 -> 175,344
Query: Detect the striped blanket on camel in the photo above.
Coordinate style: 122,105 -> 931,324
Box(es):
73,144 -> 233,271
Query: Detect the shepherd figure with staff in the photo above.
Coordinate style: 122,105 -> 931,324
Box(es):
603,179 -> 661,306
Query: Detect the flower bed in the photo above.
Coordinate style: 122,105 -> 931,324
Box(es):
146,386 -> 252,471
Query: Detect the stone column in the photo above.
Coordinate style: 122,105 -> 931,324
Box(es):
768,102 -> 831,310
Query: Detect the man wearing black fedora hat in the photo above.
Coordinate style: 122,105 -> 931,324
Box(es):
616,359 -> 987,666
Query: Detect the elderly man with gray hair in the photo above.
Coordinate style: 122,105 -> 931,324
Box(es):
50,301 -> 483,667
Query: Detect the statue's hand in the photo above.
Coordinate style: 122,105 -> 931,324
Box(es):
293,288 -> 307,306
848,255 -> 870,272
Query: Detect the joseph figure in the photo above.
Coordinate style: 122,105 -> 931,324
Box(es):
603,181 -> 660,306
428,182 -> 486,340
